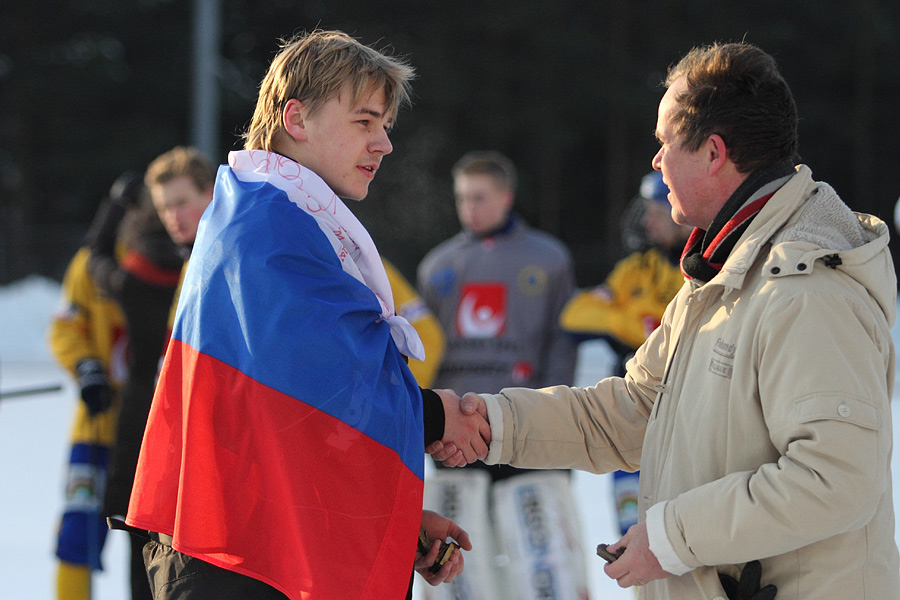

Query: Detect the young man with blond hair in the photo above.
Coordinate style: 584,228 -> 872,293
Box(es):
124,30 -> 487,600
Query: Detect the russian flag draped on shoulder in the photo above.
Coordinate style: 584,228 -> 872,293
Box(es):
126,150 -> 426,600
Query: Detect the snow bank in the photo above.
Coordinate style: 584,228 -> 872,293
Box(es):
0,275 -> 62,363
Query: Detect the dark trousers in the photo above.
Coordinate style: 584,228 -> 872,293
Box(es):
143,536 -> 416,599
142,540 -> 289,600
130,534 -> 153,600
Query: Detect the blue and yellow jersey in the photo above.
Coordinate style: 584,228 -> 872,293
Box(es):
561,247 -> 684,349
49,247 -> 127,445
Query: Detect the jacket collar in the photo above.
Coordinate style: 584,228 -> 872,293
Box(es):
682,160 -> 795,283
462,213 -> 522,242
690,165 -> 805,291
698,165 -> 895,325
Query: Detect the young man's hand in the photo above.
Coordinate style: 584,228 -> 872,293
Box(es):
415,510 -> 472,585
426,390 -> 490,466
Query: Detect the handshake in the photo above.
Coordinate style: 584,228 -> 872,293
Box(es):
426,391 -> 491,467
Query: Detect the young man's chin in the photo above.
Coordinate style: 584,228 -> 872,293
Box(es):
339,186 -> 370,202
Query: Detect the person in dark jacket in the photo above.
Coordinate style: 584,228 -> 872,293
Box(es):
87,147 -> 216,600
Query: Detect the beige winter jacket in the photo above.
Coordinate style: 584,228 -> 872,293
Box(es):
482,166 -> 900,599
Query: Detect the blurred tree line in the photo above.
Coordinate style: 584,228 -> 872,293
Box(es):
1,0 -> 898,288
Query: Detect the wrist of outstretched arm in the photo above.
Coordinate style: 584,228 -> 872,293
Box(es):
420,388 -> 444,447
646,501 -> 692,576
482,393 -> 505,465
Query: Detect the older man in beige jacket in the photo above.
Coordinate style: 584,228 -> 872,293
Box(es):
434,42 -> 900,600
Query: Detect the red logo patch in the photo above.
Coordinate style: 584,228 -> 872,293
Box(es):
456,282 -> 507,338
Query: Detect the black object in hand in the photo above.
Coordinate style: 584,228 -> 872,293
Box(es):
418,528 -> 460,574
718,560 -> 777,600
596,543 -> 625,563
75,358 -> 112,416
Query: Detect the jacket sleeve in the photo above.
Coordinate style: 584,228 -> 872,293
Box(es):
482,376 -> 656,474
663,289 -> 893,569
481,300 -> 673,472
48,249 -> 104,376
420,388 -> 445,446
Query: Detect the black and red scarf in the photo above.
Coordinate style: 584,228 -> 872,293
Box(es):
681,160 -> 796,282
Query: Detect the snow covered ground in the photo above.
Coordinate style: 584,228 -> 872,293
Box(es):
1,275 -> 897,599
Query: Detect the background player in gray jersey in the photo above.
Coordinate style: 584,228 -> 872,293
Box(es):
417,151 -> 586,600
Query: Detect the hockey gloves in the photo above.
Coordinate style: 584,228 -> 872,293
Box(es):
719,560 -> 777,600
75,358 -> 112,416
108,171 -> 145,207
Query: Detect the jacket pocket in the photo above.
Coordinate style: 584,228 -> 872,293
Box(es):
794,395 -> 880,429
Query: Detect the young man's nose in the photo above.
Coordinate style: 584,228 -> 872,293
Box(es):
370,129 -> 393,155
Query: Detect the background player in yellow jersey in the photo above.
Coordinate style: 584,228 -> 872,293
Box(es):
383,258 -> 445,388
49,192 -> 131,600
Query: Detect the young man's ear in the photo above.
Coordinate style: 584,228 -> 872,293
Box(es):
282,99 -> 308,142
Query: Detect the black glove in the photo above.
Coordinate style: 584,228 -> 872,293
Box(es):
75,358 -> 112,416
718,560 -> 777,600
108,171 -> 145,207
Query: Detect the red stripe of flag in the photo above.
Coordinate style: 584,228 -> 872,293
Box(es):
128,340 -> 422,599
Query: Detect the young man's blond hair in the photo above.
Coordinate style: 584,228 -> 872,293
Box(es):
242,29 -> 415,152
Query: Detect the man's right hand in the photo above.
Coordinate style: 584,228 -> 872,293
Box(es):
75,358 -> 112,416
427,389 -> 491,467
